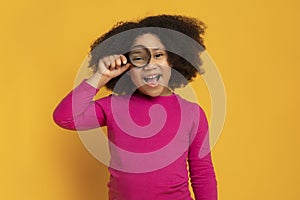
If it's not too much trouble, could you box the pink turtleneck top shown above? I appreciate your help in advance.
[53,80,218,200]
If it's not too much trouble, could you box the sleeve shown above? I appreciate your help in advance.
[188,106,218,200]
[52,80,108,130]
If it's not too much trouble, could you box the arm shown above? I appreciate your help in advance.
[188,106,218,200]
[53,79,105,130]
[53,55,131,130]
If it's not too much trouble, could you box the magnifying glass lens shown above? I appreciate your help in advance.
[128,47,151,68]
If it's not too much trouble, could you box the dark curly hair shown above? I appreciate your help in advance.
[88,14,207,94]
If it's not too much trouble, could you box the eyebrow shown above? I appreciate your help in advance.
[131,45,165,51]
[130,50,145,55]
[151,48,165,51]
[131,45,145,49]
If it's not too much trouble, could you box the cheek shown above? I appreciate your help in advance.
[164,66,172,78]
[165,68,172,84]
[129,71,141,85]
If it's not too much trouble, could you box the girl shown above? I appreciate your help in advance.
[53,15,218,200]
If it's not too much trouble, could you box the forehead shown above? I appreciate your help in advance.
[132,33,165,49]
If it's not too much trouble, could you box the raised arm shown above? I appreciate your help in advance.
[188,106,218,200]
[53,55,131,130]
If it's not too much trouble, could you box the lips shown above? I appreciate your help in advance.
[143,74,161,87]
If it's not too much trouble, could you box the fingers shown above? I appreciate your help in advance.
[97,55,131,79]
[107,63,131,79]
[119,63,131,73]
[120,55,127,65]
[101,55,126,71]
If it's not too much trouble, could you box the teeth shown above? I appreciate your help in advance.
[144,75,159,79]
[143,74,160,85]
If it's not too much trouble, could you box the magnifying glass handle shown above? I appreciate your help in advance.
[123,52,130,65]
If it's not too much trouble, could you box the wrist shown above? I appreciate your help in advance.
[86,72,110,89]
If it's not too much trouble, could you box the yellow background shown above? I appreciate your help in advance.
[1,0,299,199]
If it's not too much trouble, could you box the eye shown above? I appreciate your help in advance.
[132,57,144,61]
[154,52,165,58]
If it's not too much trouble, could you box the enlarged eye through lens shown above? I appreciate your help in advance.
[126,45,151,68]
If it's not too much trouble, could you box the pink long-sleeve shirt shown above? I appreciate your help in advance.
[53,80,217,200]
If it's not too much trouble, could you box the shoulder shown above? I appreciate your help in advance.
[94,94,132,108]
[175,94,206,115]
[175,94,208,130]
[95,94,112,103]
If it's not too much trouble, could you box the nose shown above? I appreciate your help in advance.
[143,56,157,70]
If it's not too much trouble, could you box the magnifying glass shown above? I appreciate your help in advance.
[125,45,151,68]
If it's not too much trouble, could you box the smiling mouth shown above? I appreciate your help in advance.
[143,74,161,87]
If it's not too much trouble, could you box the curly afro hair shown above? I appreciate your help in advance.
[88,14,207,94]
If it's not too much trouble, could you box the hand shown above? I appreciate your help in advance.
[97,54,131,80]
[86,54,131,89]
